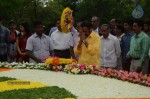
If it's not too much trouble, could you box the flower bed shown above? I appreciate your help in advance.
[0,61,150,87]
[45,57,77,71]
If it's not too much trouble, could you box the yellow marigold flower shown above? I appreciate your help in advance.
[45,58,76,66]
[59,58,65,64]
[61,7,74,33]
[45,58,53,66]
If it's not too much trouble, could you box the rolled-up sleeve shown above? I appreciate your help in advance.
[26,37,33,51]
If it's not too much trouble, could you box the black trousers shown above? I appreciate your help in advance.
[0,54,7,62]
[54,49,71,58]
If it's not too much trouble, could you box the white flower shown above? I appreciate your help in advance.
[22,64,26,68]
[71,68,80,74]
[57,66,62,70]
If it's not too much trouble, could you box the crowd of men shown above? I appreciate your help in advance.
[0,16,150,74]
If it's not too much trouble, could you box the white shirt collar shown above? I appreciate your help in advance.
[33,33,46,38]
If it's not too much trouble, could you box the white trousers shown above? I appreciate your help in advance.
[130,58,149,74]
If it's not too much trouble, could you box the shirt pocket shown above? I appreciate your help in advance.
[107,43,114,51]
[134,44,140,51]
[42,40,49,51]
[33,41,41,51]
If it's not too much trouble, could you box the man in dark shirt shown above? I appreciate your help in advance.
[0,17,10,62]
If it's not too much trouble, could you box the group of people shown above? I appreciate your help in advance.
[0,18,51,63]
[0,16,150,74]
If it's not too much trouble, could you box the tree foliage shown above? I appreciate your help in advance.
[0,0,150,28]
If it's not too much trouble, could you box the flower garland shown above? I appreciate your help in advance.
[64,64,97,74]
[0,62,47,70]
[45,57,77,71]
[0,62,150,87]
[61,7,74,33]
[64,64,150,86]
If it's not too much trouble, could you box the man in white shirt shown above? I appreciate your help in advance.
[50,20,73,58]
[114,24,125,70]
[100,24,121,68]
[49,26,57,37]
[91,16,100,35]
[26,21,53,63]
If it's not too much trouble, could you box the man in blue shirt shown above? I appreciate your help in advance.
[0,17,10,62]
[121,19,135,71]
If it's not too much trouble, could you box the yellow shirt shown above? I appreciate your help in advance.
[74,32,101,67]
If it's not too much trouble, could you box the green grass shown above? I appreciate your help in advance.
[0,86,76,99]
[0,77,16,82]
[0,77,77,99]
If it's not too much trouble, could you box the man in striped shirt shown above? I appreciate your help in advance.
[127,19,149,74]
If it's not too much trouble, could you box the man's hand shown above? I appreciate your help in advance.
[77,43,82,51]
[80,32,89,48]
[8,53,17,58]
[126,54,132,60]
[36,58,42,63]
[83,40,89,48]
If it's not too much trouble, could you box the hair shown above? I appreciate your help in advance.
[33,20,43,28]
[20,22,31,34]
[110,18,118,23]
[81,20,92,29]
[144,20,150,25]
[133,19,143,27]
[116,24,124,33]
[77,21,82,26]
[124,19,133,26]
[101,24,110,30]
[9,20,16,25]
[92,16,99,21]
[114,19,118,23]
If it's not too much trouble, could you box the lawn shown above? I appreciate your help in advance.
[0,77,76,99]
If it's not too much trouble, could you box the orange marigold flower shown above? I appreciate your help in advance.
[52,58,60,66]
[72,59,77,63]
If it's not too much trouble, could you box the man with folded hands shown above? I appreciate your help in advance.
[74,20,101,67]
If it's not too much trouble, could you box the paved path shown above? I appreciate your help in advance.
[0,69,150,98]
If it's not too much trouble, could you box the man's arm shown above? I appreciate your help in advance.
[5,29,10,55]
[115,38,121,58]
[70,46,76,59]
[139,36,149,66]
[85,37,100,56]
[25,37,41,63]
[50,50,54,57]
[26,50,41,62]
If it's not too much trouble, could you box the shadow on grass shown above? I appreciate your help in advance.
[0,77,16,82]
